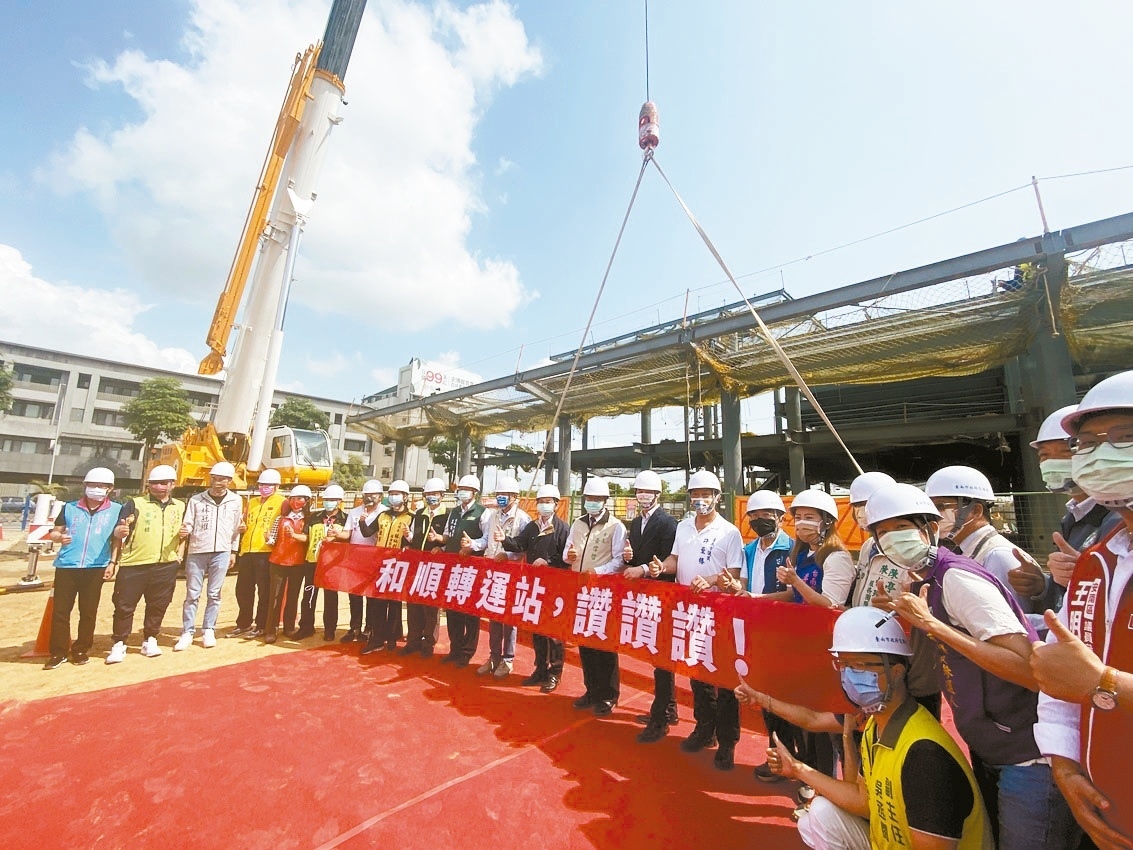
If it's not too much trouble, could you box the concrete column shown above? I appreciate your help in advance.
[392,442,406,481]
[639,408,653,470]
[720,390,743,517]
[544,429,555,484]
[458,433,472,477]
[785,387,807,493]
[474,439,486,481]
[557,415,571,497]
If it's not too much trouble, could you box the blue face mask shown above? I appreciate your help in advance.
[496,495,510,508]
[584,500,604,516]
[425,495,441,507]
[839,667,889,715]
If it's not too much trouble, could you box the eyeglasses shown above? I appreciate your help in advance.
[831,659,887,673]
[1068,427,1133,455]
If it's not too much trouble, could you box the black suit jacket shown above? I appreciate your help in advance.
[627,508,678,582]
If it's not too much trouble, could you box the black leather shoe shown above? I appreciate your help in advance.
[521,671,547,686]
[323,630,335,641]
[43,655,67,670]
[633,713,651,725]
[714,745,735,771]
[573,694,595,710]
[637,723,668,744]
[263,634,277,645]
[398,645,420,656]
[292,628,315,640]
[439,654,456,664]
[359,642,383,656]
[340,629,359,643]
[421,647,434,659]
[70,652,90,666]
[452,657,470,669]
[540,675,560,693]
[593,700,616,717]
[679,728,717,753]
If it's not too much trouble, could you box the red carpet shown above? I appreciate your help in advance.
[0,635,803,849]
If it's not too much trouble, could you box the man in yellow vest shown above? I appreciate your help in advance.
[229,468,285,639]
[105,465,187,663]
[766,607,992,850]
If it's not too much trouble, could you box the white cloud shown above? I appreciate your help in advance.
[494,156,515,176]
[42,0,543,332]
[0,244,198,373]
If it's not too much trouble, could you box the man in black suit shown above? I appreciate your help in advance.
[622,470,680,743]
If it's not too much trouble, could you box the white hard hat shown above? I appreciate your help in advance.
[1063,371,1133,433]
[423,477,447,493]
[147,464,177,482]
[687,469,721,492]
[790,489,838,521]
[457,474,481,491]
[924,466,995,502]
[864,482,941,529]
[536,484,561,500]
[289,485,312,498]
[583,477,610,498]
[830,607,912,657]
[84,466,115,485]
[389,479,410,494]
[849,471,896,505]
[633,470,663,492]
[495,475,520,494]
[1030,404,1078,448]
[258,468,282,485]
[361,479,384,495]
[210,461,236,479]
[322,484,345,500]
[746,491,786,513]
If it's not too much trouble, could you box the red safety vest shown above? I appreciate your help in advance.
[1065,526,1133,838]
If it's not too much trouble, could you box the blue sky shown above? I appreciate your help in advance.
[5,0,1133,454]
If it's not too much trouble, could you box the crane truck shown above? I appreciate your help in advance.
[151,0,367,491]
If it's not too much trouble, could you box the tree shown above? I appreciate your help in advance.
[0,364,12,415]
[270,397,330,431]
[122,377,195,461]
[504,442,535,476]
[333,454,369,491]
[429,436,458,483]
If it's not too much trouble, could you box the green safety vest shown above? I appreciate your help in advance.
[119,495,187,566]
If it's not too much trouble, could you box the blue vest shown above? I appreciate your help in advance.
[55,500,122,569]
[918,546,1040,766]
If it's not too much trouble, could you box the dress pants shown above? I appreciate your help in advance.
[111,561,178,642]
[51,568,105,657]
[265,563,303,636]
[298,561,318,633]
[365,598,402,648]
[691,679,740,747]
[579,647,619,704]
[445,610,480,661]
[531,633,564,677]
[405,603,439,650]
[648,667,678,724]
[233,551,271,631]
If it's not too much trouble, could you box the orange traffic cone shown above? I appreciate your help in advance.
[21,590,54,658]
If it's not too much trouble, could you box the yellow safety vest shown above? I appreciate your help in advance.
[372,510,413,549]
[240,492,285,554]
[119,495,186,566]
[861,701,991,850]
[305,510,347,562]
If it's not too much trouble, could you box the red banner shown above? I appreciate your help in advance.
[316,543,850,712]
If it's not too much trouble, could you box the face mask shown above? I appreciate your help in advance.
[258,485,277,498]
[364,494,380,506]
[839,667,889,715]
[457,489,473,504]
[496,495,511,508]
[852,505,868,530]
[1073,443,1133,507]
[289,498,307,512]
[584,500,605,516]
[636,493,657,510]
[425,495,441,507]
[1039,458,1075,493]
[323,500,339,511]
[691,499,714,516]
[388,495,404,508]
[85,486,109,502]
[752,517,778,537]
[537,502,556,517]
[793,518,823,543]
[936,508,957,539]
[879,528,931,569]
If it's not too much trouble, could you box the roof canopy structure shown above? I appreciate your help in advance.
[349,213,1133,447]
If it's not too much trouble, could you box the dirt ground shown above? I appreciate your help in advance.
[0,527,313,703]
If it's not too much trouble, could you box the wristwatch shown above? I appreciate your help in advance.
[1091,667,1119,711]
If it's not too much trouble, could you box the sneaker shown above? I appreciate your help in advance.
[70,652,90,666]
[493,659,513,678]
[202,629,217,648]
[340,629,360,643]
[797,785,816,805]
[521,671,547,686]
[43,655,68,670]
[227,626,253,638]
[636,723,668,744]
[679,727,717,753]
[242,627,264,640]
[141,637,162,657]
[105,641,127,664]
[753,761,785,783]
[174,632,193,652]
[476,659,497,676]
[713,744,735,771]
[540,675,560,693]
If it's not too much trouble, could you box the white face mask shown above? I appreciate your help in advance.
[852,505,868,530]
[1072,443,1133,508]
[1039,458,1075,493]
[85,486,109,502]
[457,489,474,504]
[636,492,657,510]
[537,502,556,517]
[879,528,932,570]
[388,494,405,508]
